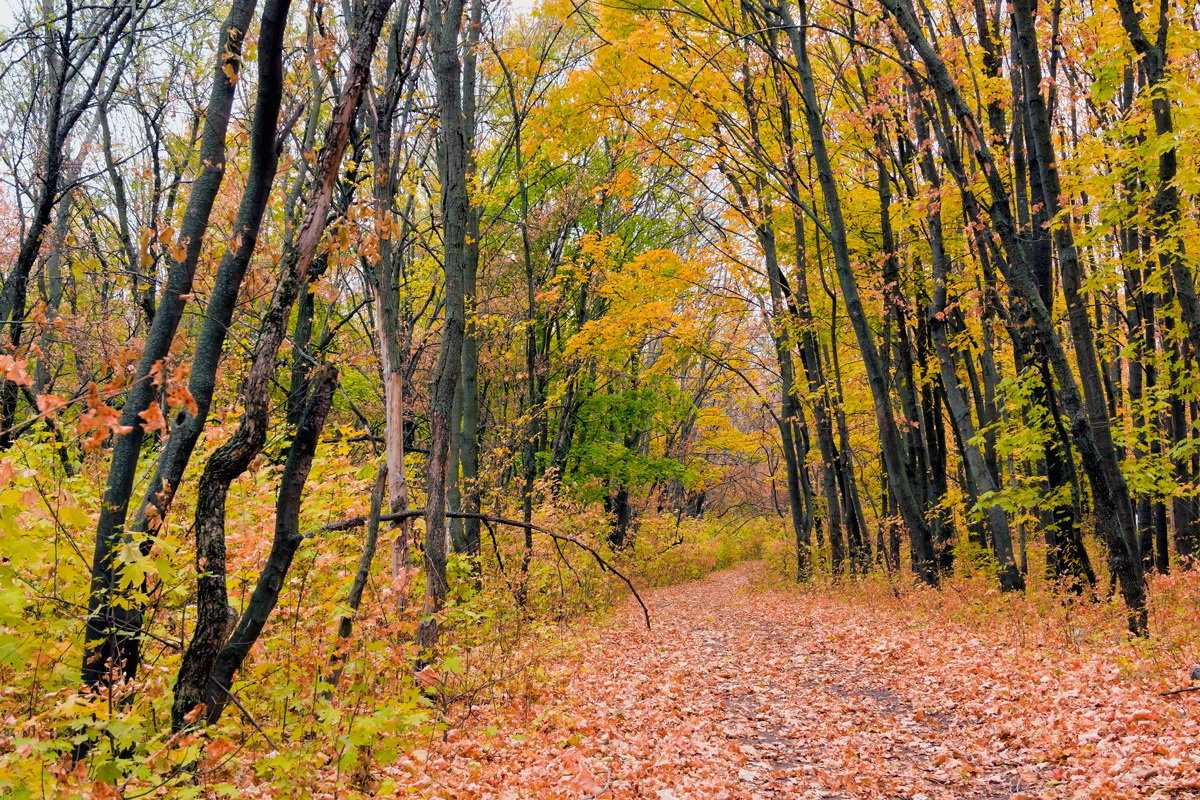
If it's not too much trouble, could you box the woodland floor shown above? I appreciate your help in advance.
[371,563,1200,799]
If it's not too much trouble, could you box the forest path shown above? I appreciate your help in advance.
[386,562,1198,799]
[537,562,1025,800]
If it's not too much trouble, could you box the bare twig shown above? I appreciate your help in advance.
[485,518,506,574]
[310,510,652,629]
[583,765,613,799]
[208,678,279,751]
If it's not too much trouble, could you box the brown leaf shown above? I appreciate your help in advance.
[138,402,167,433]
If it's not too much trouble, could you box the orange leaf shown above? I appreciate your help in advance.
[36,393,66,413]
[203,737,237,769]
[138,402,167,433]
[167,384,198,416]
[415,665,441,689]
[567,762,604,794]
[0,355,32,386]
[88,781,122,800]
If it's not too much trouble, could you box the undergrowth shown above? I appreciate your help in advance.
[618,513,773,588]
[15,429,1199,798]
[0,438,777,798]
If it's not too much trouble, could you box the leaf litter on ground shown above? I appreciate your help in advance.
[360,562,1200,799]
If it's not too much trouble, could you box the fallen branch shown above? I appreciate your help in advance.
[310,510,651,629]
[1160,686,1200,697]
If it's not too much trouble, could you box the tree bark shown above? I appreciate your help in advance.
[767,0,940,584]
[324,463,388,694]
[169,0,394,726]
[418,0,473,654]
[82,0,262,694]
[201,367,338,726]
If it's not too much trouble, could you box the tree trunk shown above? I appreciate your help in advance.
[199,368,338,726]
[82,0,262,695]
[324,464,388,694]
[418,0,473,654]
[914,102,1022,589]
[768,0,940,584]
[169,0,393,725]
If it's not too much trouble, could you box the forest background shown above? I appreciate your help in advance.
[1,0,1199,793]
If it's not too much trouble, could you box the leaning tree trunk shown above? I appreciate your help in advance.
[324,464,388,694]
[760,221,815,580]
[1112,0,1200,359]
[170,0,393,728]
[198,368,338,726]
[770,51,857,572]
[1011,0,1145,596]
[131,0,292,541]
[922,170,1023,591]
[82,0,261,695]
[1112,0,1200,568]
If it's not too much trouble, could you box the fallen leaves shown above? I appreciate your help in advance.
[561,747,607,794]
[360,563,1200,799]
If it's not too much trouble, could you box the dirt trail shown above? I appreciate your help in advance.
[388,562,1200,799]
[554,563,1024,799]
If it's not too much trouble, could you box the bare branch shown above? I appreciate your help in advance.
[311,510,652,630]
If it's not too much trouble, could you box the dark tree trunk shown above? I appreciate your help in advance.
[1012,0,1142,592]
[1174,358,1200,561]
[914,106,1023,590]
[200,368,338,726]
[132,0,292,538]
[882,0,1147,631]
[767,0,940,584]
[0,1,139,448]
[169,0,393,726]
[418,0,473,654]
[325,464,388,694]
[82,0,262,695]
[1112,0,1200,357]
[451,0,483,561]
[759,220,813,579]
[459,0,485,563]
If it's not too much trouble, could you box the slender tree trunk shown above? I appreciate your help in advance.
[925,196,1023,590]
[882,0,1147,631]
[768,0,940,584]
[758,220,813,579]
[365,0,423,603]
[200,368,338,726]
[325,464,388,694]
[1112,0,1200,357]
[170,0,393,725]
[1012,0,1145,583]
[908,97,1022,589]
[82,0,262,694]
[0,1,138,448]
[418,0,473,654]
[457,0,484,564]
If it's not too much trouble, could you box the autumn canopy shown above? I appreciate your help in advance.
[1,0,1200,794]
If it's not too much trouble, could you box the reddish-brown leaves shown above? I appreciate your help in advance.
[292,563,1200,798]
